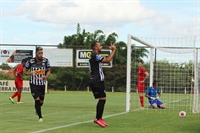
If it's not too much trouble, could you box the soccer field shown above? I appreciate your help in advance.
[0,91,199,133]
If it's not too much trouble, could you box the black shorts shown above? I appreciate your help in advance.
[30,84,45,101]
[89,82,106,99]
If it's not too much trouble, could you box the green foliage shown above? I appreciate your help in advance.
[0,63,11,70]
[153,60,194,93]
[130,59,194,93]
[0,72,12,80]
[58,23,118,48]
[131,46,149,62]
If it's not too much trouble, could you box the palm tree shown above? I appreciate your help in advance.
[104,32,118,46]
[131,45,149,62]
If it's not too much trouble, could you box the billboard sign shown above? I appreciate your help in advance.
[76,50,112,67]
[0,50,33,63]
[43,49,73,67]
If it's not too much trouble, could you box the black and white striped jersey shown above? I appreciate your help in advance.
[25,57,50,85]
[89,52,104,83]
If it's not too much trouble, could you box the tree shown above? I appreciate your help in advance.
[88,30,105,45]
[58,23,118,47]
[54,23,150,91]
[104,32,118,46]
[0,63,11,70]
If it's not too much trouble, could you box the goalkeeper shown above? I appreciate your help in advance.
[145,81,165,109]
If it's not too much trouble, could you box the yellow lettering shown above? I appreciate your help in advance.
[34,69,44,75]
[86,52,91,58]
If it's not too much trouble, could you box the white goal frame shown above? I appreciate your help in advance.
[126,34,199,113]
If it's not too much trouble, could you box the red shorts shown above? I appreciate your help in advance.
[15,81,23,89]
[137,82,145,93]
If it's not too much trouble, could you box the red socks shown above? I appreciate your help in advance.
[17,92,21,102]
[11,92,18,99]
[11,91,21,102]
[140,96,144,107]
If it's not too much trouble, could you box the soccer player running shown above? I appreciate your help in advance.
[24,47,51,122]
[145,81,165,109]
[9,59,26,104]
[137,61,149,109]
[89,41,116,127]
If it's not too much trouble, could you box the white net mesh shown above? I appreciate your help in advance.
[128,35,199,113]
[135,36,196,54]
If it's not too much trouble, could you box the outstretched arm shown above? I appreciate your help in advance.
[101,44,116,63]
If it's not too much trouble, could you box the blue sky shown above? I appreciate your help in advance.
[0,0,199,47]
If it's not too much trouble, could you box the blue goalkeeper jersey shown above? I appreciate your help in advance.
[146,86,160,101]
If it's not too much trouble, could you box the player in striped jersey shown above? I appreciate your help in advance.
[89,41,116,127]
[24,46,51,122]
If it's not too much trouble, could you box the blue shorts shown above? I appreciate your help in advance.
[149,100,163,108]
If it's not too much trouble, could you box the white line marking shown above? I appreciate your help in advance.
[0,101,32,106]
[30,111,129,133]
[165,97,190,104]
[30,97,191,133]
[0,103,12,105]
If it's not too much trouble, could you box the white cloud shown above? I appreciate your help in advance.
[6,0,157,27]
[1,0,199,45]
[159,17,199,37]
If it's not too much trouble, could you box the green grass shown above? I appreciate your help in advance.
[0,91,199,133]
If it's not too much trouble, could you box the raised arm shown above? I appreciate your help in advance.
[101,44,116,63]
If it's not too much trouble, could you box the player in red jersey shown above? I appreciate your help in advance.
[137,61,149,109]
[9,59,26,104]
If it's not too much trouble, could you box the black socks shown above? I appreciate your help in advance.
[96,100,106,120]
[35,100,42,118]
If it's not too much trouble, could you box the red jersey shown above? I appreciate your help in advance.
[14,64,23,82]
[138,67,147,82]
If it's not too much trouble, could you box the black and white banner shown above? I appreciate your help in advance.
[0,50,33,63]
[76,50,112,68]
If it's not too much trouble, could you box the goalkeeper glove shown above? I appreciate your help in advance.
[150,97,156,100]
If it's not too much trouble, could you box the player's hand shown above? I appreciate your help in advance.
[109,43,116,51]
[156,96,159,99]
[30,71,35,76]
[140,80,144,83]
[42,76,48,80]
[150,97,156,100]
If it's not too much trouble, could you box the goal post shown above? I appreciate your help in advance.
[126,34,155,112]
[193,48,199,113]
[126,34,131,112]
[126,34,199,113]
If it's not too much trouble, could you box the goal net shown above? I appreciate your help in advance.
[126,34,200,113]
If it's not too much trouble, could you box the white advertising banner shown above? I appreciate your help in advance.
[43,49,73,67]
[0,80,48,93]
[0,80,31,92]
[0,50,33,63]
